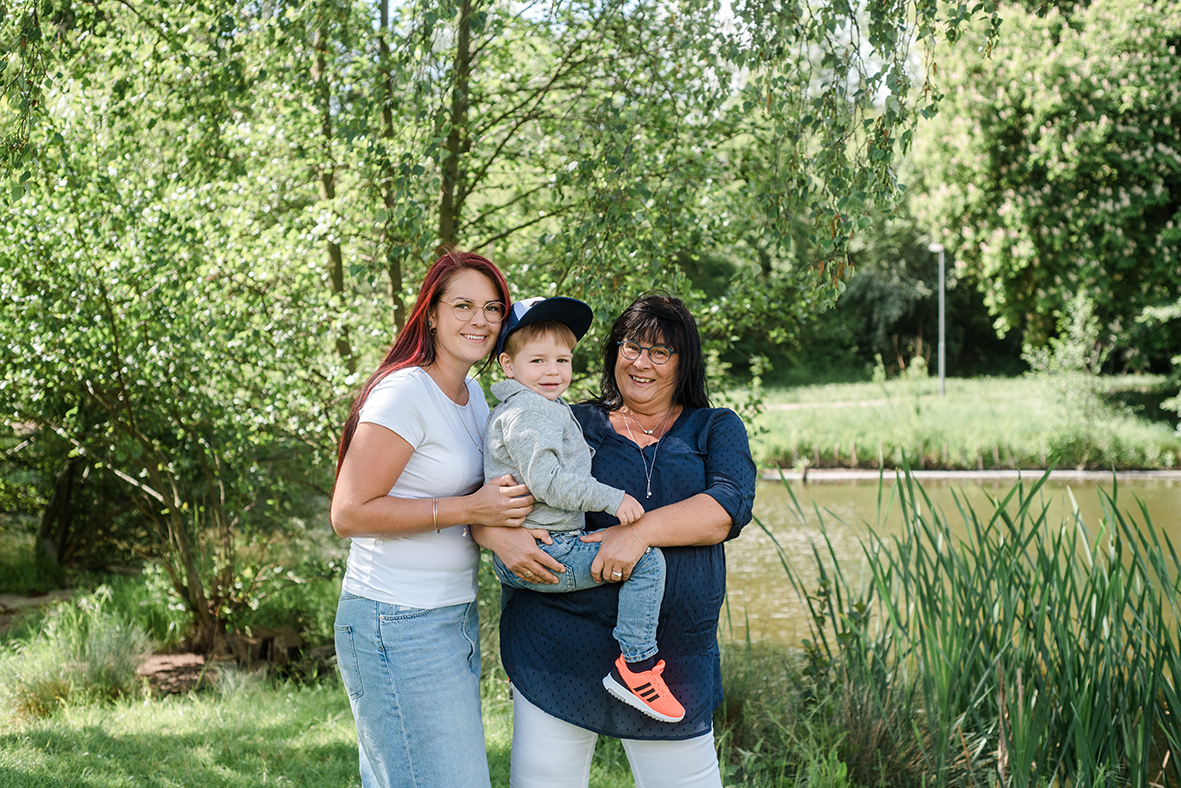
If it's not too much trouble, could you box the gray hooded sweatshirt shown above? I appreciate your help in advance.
[484,379,625,532]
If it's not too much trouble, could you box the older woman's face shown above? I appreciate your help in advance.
[614,335,679,412]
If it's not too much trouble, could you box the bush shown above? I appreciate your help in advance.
[0,586,153,720]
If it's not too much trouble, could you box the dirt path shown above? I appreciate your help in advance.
[0,589,218,695]
[0,589,73,634]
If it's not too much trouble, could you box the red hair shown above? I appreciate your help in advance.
[335,249,511,478]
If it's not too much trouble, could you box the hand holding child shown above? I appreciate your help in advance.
[527,528,554,544]
[615,493,644,526]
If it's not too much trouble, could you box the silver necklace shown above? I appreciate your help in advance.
[453,395,484,456]
[622,406,670,436]
[620,406,673,499]
[452,391,482,538]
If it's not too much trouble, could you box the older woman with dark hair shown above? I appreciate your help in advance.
[475,292,757,788]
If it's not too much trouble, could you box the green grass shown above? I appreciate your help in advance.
[0,671,648,788]
[0,530,65,596]
[749,374,1181,471]
[0,678,360,788]
[0,586,153,720]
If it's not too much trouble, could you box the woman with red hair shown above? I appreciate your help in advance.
[331,249,555,788]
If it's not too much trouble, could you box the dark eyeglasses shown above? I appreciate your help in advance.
[617,341,676,365]
[442,299,507,324]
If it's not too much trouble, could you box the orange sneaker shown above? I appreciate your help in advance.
[602,654,685,722]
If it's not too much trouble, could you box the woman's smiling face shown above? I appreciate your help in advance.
[429,268,502,370]
[614,335,680,413]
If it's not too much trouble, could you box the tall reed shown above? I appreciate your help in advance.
[759,470,1181,787]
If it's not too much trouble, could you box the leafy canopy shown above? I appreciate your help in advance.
[912,0,1181,366]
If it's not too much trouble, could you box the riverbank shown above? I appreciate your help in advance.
[748,374,1181,472]
[760,467,1181,482]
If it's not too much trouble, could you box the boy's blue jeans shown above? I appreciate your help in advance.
[493,530,666,662]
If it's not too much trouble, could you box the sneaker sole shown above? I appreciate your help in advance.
[602,673,685,723]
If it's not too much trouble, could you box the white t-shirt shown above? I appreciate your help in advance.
[340,366,490,608]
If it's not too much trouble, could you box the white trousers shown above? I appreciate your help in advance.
[509,690,723,788]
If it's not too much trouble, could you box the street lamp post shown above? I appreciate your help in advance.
[929,242,946,398]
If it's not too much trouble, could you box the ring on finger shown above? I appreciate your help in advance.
[612,570,622,578]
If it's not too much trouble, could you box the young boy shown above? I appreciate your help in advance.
[484,296,685,723]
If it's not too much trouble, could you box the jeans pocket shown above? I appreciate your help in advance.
[379,603,431,622]
[333,624,364,700]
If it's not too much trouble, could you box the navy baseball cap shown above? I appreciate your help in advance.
[495,296,594,356]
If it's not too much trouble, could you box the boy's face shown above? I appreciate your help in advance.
[499,332,574,402]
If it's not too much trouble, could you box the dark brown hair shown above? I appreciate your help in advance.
[594,292,710,410]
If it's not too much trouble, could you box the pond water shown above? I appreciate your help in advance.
[723,474,1181,646]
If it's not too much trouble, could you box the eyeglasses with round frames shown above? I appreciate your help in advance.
[617,340,676,365]
[443,299,507,324]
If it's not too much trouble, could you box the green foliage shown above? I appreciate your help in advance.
[713,641,801,786]
[0,586,152,720]
[763,471,1181,787]
[1023,292,1117,462]
[1138,300,1181,429]
[0,0,1004,644]
[233,572,343,650]
[912,0,1181,367]
[0,531,64,595]
[0,0,355,639]
[771,205,1026,385]
[109,566,204,653]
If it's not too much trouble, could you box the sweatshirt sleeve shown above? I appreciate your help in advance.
[499,411,625,515]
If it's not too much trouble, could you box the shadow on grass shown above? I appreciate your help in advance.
[1106,384,1181,429]
[0,687,361,788]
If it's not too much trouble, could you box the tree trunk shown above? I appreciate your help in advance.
[378,0,406,331]
[36,456,79,567]
[312,20,355,371]
[438,0,475,247]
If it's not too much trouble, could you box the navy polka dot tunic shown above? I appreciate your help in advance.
[499,404,757,740]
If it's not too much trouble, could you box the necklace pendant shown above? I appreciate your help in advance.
[646,490,652,499]
[642,428,654,435]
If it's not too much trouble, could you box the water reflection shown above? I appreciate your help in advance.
[723,476,1181,646]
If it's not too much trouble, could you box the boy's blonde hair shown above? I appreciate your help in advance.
[501,321,578,359]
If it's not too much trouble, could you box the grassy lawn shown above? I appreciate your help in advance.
[0,680,360,788]
[747,374,1181,471]
[0,674,653,788]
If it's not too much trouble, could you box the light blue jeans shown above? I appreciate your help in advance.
[333,591,490,788]
[493,531,666,662]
